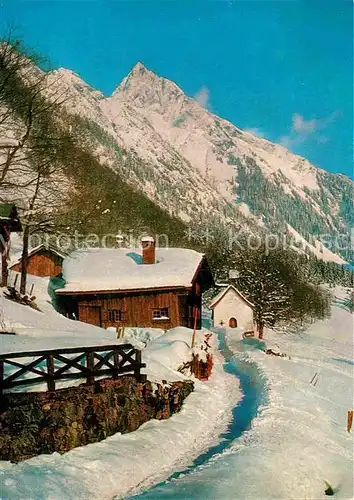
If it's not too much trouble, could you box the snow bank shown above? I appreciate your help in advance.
[1,271,116,342]
[118,327,165,348]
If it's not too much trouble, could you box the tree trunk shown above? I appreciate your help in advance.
[20,225,29,295]
[257,321,264,339]
[0,223,10,287]
[1,247,7,288]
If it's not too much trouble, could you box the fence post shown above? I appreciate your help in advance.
[134,349,142,381]
[347,410,353,433]
[113,348,119,379]
[86,351,95,384]
[47,355,55,391]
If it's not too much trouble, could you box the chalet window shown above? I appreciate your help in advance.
[152,307,169,320]
[107,309,123,322]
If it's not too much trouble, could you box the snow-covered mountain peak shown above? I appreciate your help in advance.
[31,61,352,263]
[51,67,85,85]
[48,68,105,100]
[130,61,150,75]
[111,61,186,111]
[104,64,323,193]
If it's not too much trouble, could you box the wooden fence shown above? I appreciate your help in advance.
[0,344,146,396]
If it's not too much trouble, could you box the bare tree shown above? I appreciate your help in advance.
[0,33,68,189]
[231,242,330,338]
[0,33,72,292]
[18,161,71,294]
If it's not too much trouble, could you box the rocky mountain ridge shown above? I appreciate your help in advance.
[25,62,354,262]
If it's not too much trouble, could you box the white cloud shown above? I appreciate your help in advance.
[316,135,329,144]
[279,135,292,148]
[280,112,338,148]
[245,127,264,138]
[292,113,318,134]
[194,86,210,109]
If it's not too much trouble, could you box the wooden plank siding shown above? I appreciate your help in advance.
[11,250,63,277]
[76,290,186,329]
[78,305,102,326]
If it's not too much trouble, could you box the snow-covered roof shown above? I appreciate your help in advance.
[209,285,254,309]
[56,247,205,294]
[10,244,67,267]
[141,236,155,243]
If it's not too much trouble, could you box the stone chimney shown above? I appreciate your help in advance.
[115,234,124,248]
[141,236,155,265]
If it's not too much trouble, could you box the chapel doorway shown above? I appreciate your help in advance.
[229,317,237,328]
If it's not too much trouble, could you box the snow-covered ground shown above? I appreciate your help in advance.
[137,287,353,499]
[219,296,353,500]
[0,330,239,499]
[0,273,240,499]
[0,265,352,499]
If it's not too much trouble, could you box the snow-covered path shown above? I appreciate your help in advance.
[0,280,352,500]
[131,331,267,499]
[133,289,354,499]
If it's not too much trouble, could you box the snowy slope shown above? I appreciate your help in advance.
[139,288,353,500]
[221,300,354,500]
[286,224,347,265]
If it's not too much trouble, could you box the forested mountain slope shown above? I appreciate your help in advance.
[44,62,352,261]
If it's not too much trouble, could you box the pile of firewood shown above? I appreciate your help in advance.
[3,286,41,312]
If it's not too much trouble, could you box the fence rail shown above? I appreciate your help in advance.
[0,344,146,395]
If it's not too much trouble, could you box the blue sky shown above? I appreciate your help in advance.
[0,1,352,178]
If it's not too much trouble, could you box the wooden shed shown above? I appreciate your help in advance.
[10,244,66,278]
[56,238,214,330]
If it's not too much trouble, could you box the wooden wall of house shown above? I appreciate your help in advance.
[179,281,202,329]
[64,258,210,331]
[11,251,63,277]
[76,290,188,329]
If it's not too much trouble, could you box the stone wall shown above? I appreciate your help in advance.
[0,375,194,462]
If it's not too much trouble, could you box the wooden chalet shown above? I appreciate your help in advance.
[10,244,66,278]
[56,237,214,330]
